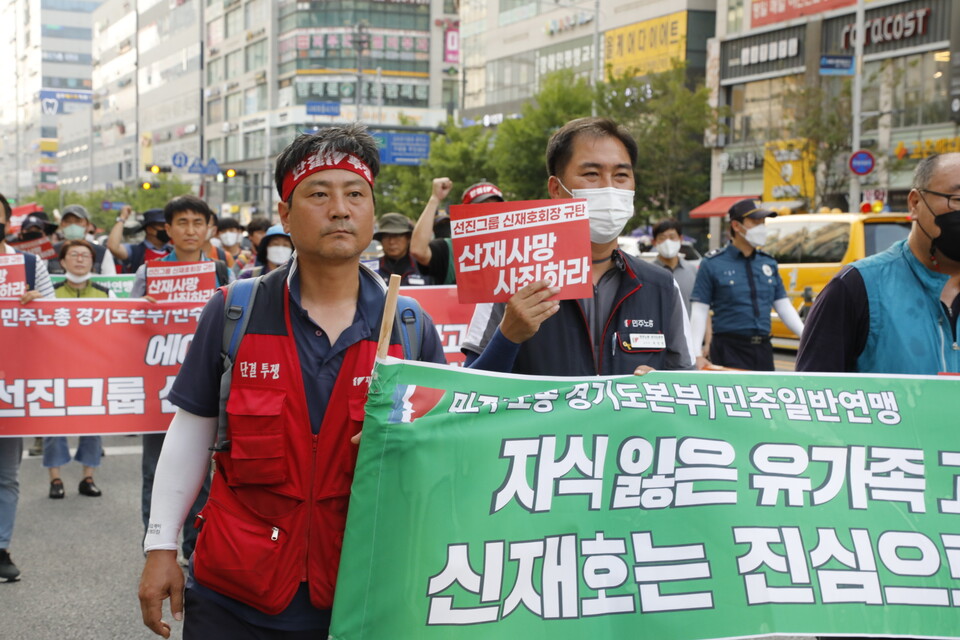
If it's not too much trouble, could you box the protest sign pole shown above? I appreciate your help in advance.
[376,274,402,359]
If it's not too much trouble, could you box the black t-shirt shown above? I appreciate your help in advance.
[418,238,453,284]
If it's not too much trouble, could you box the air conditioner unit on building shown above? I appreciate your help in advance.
[221,122,232,133]
[255,71,266,83]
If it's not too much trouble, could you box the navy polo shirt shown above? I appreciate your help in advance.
[691,244,786,335]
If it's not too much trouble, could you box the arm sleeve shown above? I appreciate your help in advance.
[795,266,869,373]
[465,328,522,372]
[773,297,804,338]
[689,302,710,353]
[131,264,147,298]
[143,409,217,552]
[99,250,117,275]
[663,280,695,370]
[33,258,55,299]
[690,260,713,305]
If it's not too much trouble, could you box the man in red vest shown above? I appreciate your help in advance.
[137,124,446,638]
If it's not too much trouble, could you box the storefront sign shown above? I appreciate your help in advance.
[819,54,854,76]
[605,11,687,78]
[444,27,459,64]
[537,36,594,78]
[840,8,931,50]
[719,150,763,173]
[751,0,854,28]
[763,139,816,203]
[894,136,960,160]
[545,11,594,36]
[740,37,799,67]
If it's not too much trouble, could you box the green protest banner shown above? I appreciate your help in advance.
[330,360,960,639]
[50,274,136,298]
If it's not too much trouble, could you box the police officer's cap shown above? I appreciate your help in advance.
[728,199,777,222]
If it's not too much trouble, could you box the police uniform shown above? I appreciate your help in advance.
[691,201,786,370]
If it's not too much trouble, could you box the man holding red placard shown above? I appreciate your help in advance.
[462,117,693,375]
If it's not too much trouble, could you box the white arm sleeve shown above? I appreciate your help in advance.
[143,409,217,553]
[673,279,697,365]
[689,302,710,354]
[774,297,805,339]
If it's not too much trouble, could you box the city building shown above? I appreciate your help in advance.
[698,0,959,241]
[459,0,717,127]
[0,0,102,201]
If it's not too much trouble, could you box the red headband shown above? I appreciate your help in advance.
[280,150,374,201]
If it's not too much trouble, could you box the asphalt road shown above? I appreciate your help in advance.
[0,435,184,640]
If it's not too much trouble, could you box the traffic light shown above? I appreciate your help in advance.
[141,181,158,190]
[145,164,172,174]
[224,168,248,179]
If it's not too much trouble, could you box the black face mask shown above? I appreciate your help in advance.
[20,230,44,241]
[932,210,960,262]
[155,229,170,244]
[0,222,5,239]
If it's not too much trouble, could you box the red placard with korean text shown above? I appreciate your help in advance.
[449,199,592,304]
[145,261,217,302]
[0,299,203,436]
[9,236,57,260]
[0,254,27,299]
[400,285,475,366]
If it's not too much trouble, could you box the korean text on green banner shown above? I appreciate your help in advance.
[330,360,960,640]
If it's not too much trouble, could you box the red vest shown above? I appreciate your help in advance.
[193,284,402,614]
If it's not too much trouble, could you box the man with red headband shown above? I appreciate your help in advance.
[410,178,504,284]
[137,124,446,639]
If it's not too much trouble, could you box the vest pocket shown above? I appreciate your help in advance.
[226,387,287,485]
[194,496,301,615]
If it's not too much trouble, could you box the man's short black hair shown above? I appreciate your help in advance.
[652,219,682,239]
[274,123,380,202]
[217,216,243,232]
[546,117,638,179]
[163,194,213,225]
[0,192,10,224]
[246,216,271,234]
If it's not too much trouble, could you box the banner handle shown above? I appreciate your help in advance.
[376,274,402,360]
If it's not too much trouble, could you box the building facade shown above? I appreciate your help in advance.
[459,0,717,126]
[704,0,959,228]
[0,0,102,201]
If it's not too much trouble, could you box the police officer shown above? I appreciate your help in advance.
[689,198,804,370]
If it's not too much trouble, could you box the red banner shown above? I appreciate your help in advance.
[9,236,56,260]
[0,299,202,436]
[145,261,216,302]
[751,0,854,27]
[0,286,475,436]
[0,254,27,299]
[449,199,592,304]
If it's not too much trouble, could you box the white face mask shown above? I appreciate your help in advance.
[558,179,635,244]
[220,231,240,247]
[656,239,681,259]
[62,224,86,241]
[65,271,92,284]
[266,245,293,265]
[743,223,769,248]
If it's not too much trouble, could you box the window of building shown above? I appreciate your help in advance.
[861,50,950,131]
[207,137,223,163]
[245,40,267,72]
[208,17,224,49]
[207,98,222,123]
[727,0,744,34]
[226,50,244,79]
[207,57,224,85]
[225,7,243,38]
[727,75,800,145]
[244,85,266,114]
[225,92,243,120]
[225,135,241,162]
[41,24,92,39]
[244,129,265,158]
[245,0,267,30]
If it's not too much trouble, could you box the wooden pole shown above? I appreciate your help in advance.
[376,274,402,359]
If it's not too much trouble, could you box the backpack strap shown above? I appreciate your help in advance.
[212,276,262,452]
[394,295,424,360]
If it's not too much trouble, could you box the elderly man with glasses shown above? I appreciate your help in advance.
[797,152,960,374]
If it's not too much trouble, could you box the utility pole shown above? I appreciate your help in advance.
[848,0,865,210]
[354,21,369,122]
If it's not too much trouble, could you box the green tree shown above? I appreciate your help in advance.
[599,62,716,226]
[375,118,499,218]
[490,70,592,201]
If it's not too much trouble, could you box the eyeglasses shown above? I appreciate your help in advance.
[65,252,92,261]
[919,189,960,212]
